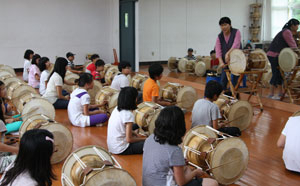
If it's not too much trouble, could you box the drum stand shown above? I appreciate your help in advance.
[225,70,265,111]
[279,67,300,103]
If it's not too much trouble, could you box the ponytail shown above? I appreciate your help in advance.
[282,18,300,30]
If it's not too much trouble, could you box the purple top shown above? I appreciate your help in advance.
[216,29,241,59]
[267,29,297,57]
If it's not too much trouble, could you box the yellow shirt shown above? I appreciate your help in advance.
[143,78,159,102]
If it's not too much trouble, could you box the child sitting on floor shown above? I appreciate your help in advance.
[143,63,172,106]
[91,59,106,84]
[107,87,146,155]
[143,106,218,186]
[38,57,51,96]
[191,80,241,136]
[28,54,41,88]
[86,54,100,74]
[111,62,131,91]
[68,73,108,127]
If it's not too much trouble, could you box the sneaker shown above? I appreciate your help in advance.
[267,94,274,99]
[272,95,281,100]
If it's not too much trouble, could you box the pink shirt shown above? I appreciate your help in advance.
[28,64,40,88]
[215,30,241,59]
[267,29,297,57]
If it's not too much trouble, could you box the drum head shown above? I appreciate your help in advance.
[279,48,297,72]
[292,110,300,117]
[195,55,202,62]
[248,49,268,70]
[0,71,13,80]
[228,101,253,131]
[176,86,197,111]
[229,49,246,76]
[62,145,114,186]
[105,66,119,85]
[65,73,79,83]
[160,82,179,102]
[20,114,52,136]
[210,137,248,185]
[22,98,55,121]
[178,58,188,73]
[108,92,119,114]
[213,95,229,109]
[195,62,206,76]
[15,92,41,112]
[88,80,103,105]
[168,57,178,72]
[186,60,196,72]
[49,63,54,73]
[0,65,16,76]
[202,56,212,70]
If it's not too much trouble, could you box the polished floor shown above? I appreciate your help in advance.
[14,69,300,185]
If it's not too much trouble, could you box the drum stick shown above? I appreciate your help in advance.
[205,158,241,171]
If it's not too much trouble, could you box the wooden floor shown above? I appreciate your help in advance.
[17,67,300,186]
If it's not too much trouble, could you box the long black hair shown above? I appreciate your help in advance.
[117,87,138,111]
[0,129,56,186]
[154,106,186,145]
[47,57,68,81]
[24,49,34,60]
[39,57,50,72]
[31,54,41,65]
[282,18,300,30]
[76,73,93,87]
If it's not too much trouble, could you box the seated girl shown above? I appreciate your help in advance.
[107,87,146,155]
[38,57,51,96]
[0,129,56,186]
[68,73,109,127]
[28,54,41,88]
[42,57,74,109]
[143,106,218,186]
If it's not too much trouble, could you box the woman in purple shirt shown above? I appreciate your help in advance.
[215,17,241,90]
[267,19,299,100]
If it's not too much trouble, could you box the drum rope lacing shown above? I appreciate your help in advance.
[61,146,122,186]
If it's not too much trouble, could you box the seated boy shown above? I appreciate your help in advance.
[277,116,300,173]
[111,62,131,91]
[143,64,172,106]
[191,80,241,136]
[210,50,219,70]
[86,54,100,74]
[66,52,82,74]
[91,59,106,84]
[184,48,196,60]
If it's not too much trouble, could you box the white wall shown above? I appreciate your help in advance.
[139,0,255,62]
[0,0,119,68]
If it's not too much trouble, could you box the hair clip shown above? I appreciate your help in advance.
[45,136,54,143]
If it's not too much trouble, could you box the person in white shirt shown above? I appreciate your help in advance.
[107,87,146,155]
[110,62,131,91]
[42,57,74,109]
[23,49,34,82]
[68,73,108,127]
[0,129,56,186]
[277,116,300,173]
[38,57,51,95]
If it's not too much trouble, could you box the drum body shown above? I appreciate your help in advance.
[15,92,41,112]
[95,87,119,114]
[130,74,148,91]
[105,66,119,85]
[186,60,196,72]
[279,47,299,72]
[247,49,268,70]
[21,98,55,121]
[183,125,249,185]
[168,57,178,72]
[134,102,162,134]
[0,65,16,76]
[2,77,22,89]
[178,58,188,72]
[214,95,253,131]
[160,82,197,111]
[62,145,136,186]
[195,62,206,77]
[20,114,73,164]
[7,81,37,100]
[229,49,247,76]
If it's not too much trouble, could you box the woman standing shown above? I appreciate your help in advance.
[267,18,299,100]
[215,17,241,90]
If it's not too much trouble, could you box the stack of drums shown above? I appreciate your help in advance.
[130,74,148,91]
[213,95,253,131]
[19,114,73,164]
[183,125,249,185]
[6,81,37,101]
[95,87,119,114]
[0,65,16,77]
[178,58,206,76]
[159,82,197,111]
[134,102,163,134]
[278,47,300,72]
[61,145,136,186]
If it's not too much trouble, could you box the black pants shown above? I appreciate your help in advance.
[219,127,241,137]
[268,56,283,87]
[184,178,203,186]
[120,141,145,155]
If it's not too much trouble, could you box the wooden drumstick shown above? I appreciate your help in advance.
[205,158,242,171]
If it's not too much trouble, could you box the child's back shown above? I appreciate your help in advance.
[143,78,159,102]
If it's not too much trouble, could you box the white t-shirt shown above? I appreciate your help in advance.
[39,70,50,95]
[107,107,134,154]
[42,72,63,104]
[68,88,90,127]
[281,116,300,172]
[23,59,31,81]
[110,73,129,91]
